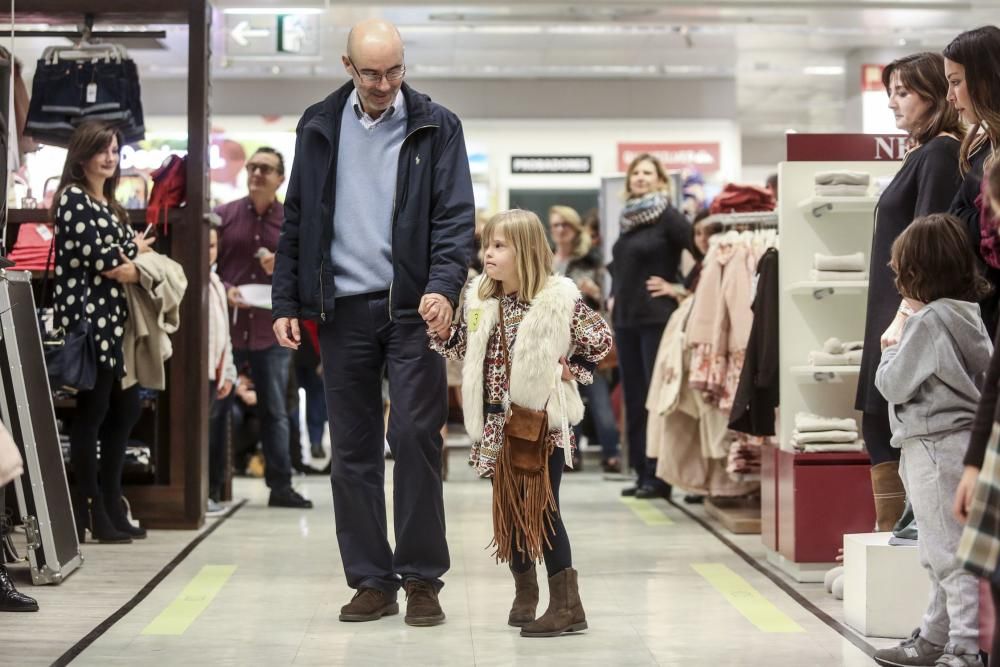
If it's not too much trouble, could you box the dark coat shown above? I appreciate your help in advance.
[856,136,961,414]
[271,82,475,323]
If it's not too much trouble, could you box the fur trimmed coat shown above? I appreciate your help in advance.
[431,274,613,476]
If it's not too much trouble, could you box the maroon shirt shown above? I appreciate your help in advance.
[214,196,283,351]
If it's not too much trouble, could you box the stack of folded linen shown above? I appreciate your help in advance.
[814,171,871,197]
[807,337,863,366]
[810,252,867,282]
[791,412,864,452]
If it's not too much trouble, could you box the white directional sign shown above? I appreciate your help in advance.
[224,12,321,58]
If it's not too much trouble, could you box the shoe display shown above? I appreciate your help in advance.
[873,628,944,666]
[268,488,314,509]
[338,588,399,622]
[403,578,446,627]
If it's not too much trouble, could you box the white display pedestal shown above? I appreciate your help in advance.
[844,532,929,639]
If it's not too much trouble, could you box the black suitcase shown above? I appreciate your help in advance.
[0,270,82,584]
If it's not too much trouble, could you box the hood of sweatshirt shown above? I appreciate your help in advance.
[923,299,994,383]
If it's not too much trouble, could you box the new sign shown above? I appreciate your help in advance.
[510,156,592,174]
[786,134,907,161]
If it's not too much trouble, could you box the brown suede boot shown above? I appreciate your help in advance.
[520,568,587,638]
[871,461,906,532]
[339,588,398,622]
[508,565,539,627]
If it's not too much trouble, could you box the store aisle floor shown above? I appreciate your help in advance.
[30,450,884,666]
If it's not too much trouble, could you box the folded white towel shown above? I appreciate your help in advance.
[815,184,871,197]
[810,270,868,282]
[815,252,866,272]
[808,350,863,366]
[795,413,858,433]
[794,441,865,453]
[792,429,860,444]
[824,338,863,354]
[814,171,871,186]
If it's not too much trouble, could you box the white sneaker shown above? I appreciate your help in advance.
[206,499,227,516]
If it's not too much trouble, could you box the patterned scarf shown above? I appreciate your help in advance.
[620,192,669,234]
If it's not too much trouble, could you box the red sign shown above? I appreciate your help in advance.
[617,142,721,173]
[787,133,907,162]
[861,64,886,93]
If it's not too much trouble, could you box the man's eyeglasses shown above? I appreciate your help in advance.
[348,58,406,85]
[246,162,278,176]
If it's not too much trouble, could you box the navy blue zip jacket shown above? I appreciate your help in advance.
[272,81,475,323]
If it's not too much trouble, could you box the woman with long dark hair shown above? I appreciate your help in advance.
[610,154,691,498]
[854,52,965,536]
[50,121,154,543]
[945,26,1000,334]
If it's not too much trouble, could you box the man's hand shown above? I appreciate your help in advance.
[420,293,454,339]
[259,251,276,276]
[217,379,234,400]
[953,465,981,524]
[228,286,250,310]
[103,250,140,284]
[273,317,301,350]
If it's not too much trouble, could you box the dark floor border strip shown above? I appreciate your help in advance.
[665,497,876,659]
[51,499,248,667]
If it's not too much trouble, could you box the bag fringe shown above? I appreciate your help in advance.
[490,441,558,564]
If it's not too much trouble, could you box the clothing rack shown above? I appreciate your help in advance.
[703,211,779,228]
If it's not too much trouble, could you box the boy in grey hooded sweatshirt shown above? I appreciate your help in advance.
[874,214,993,667]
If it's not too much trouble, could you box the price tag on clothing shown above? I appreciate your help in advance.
[36,224,52,242]
[86,83,97,104]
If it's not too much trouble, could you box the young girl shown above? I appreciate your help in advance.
[431,209,612,638]
[874,213,993,667]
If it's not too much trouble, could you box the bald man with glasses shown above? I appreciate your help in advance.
[272,20,475,627]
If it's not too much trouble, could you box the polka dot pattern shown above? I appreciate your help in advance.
[52,186,139,373]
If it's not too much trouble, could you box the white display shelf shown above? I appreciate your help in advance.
[786,281,868,298]
[790,365,861,382]
[797,196,878,220]
[703,210,779,228]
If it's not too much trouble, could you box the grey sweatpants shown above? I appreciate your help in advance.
[899,431,980,653]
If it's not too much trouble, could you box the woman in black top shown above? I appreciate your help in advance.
[51,122,154,543]
[610,154,692,498]
[855,53,965,531]
[946,26,1000,663]
[945,27,1000,336]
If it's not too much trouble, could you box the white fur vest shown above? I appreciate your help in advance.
[461,274,586,447]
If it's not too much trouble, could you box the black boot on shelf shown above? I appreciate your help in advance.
[88,496,132,544]
[0,564,38,612]
[105,495,147,540]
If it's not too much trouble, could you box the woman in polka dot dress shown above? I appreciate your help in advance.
[49,122,155,544]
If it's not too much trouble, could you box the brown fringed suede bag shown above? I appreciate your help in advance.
[491,303,558,564]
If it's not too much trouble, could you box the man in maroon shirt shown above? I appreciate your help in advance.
[215,147,312,509]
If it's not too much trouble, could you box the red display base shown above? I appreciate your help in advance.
[761,445,876,563]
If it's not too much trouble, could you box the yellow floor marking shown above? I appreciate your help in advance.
[692,563,805,633]
[141,565,237,636]
[619,496,674,525]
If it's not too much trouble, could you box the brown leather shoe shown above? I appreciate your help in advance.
[339,588,399,622]
[520,568,588,637]
[508,565,539,627]
[403,579,446,627]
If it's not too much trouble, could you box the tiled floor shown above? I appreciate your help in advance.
[1,449,888,666]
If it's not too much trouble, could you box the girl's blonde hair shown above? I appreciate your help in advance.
[479,209,553,302]
[549,204,592,259]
